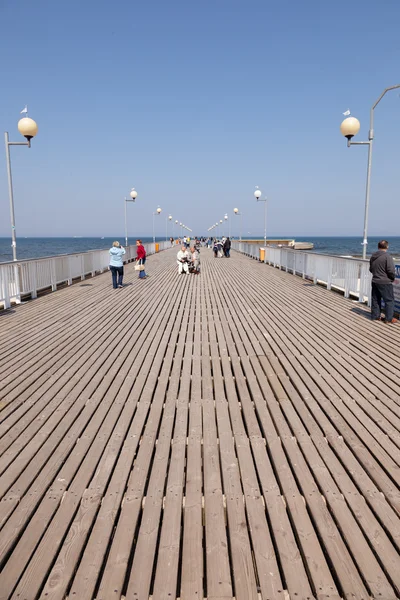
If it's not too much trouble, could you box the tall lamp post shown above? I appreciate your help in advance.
[166,214,172,241]
[340,84,400,260]
[233,208,242,241]
[152,207,162,243]
[5,114,39,261]
[174,219,178,239]
[254,187,267,247]
[224,213,229,237]
[124,188,138,247]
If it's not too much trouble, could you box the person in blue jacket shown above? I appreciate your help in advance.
[109,241,126,288]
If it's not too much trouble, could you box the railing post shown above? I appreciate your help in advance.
[68,257,73,285]
[327,258,333,290]
[2,267,11,309]
[313,256,318,285]
[344,262,351,298]
[14,263,21,304]
[51,259,57,291]
[31,262,38,299]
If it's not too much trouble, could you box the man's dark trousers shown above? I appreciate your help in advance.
[371,282,394,321]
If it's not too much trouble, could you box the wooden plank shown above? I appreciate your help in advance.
[202,396,233,599]
[179,282,204,599]
[153,281,200,600]
[180,394,203,599]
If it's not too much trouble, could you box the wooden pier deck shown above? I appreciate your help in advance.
[0,247,399,600]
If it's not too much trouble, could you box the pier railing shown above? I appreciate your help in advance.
[232,241,372,304]
[0,240,171,309]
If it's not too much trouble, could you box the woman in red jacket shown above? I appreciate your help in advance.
[136,239,147,279]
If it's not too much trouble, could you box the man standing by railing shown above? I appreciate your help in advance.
[370,240,397,324]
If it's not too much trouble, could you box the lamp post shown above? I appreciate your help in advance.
[233,208,242,241]
[166,215,172,241]
[254,187,267,247]
[152,207,162,243]
[5,114,39,261]
[174,219,178,239]
[124,188,138,247]
[340,84,400,260]
[224,213,229,237]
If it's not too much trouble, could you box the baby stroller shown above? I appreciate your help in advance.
[188,260,197,274]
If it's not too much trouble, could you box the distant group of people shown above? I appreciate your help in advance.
[212,237,231,258]
[108,239,147,288]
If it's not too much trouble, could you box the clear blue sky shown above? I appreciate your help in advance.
[1,0,399,239]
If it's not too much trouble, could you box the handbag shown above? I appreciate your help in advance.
[135,264,145,271]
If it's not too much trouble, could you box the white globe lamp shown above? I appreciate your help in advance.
[340,116,361,140]
[18,117,38,143]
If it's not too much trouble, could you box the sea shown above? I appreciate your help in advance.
[1,236,400,263]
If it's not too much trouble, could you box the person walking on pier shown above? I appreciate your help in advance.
[136,239,147,279]
[223,236,231,258]
[370,240,397,324]
[109,241,126,288]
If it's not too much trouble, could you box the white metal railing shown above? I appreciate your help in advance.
[0,240,172,309]
[232,241,373,304]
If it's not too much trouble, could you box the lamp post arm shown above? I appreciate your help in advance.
[370,84,400,137]
[7,142,30,147]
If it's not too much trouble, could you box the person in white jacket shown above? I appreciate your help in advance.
[177,246,190,274]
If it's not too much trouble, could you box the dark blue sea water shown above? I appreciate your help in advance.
[1,236,400,263]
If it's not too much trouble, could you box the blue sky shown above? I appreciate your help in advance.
[0,0,399,239]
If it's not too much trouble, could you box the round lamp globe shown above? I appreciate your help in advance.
[340,117,361,139]
[18,117,38,140]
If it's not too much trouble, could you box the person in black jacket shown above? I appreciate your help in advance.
[369,240,397,323]
[223,237,231,258]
